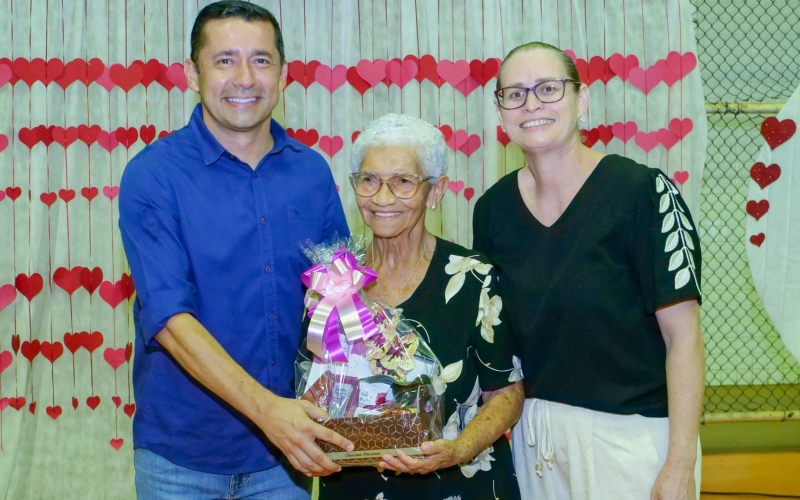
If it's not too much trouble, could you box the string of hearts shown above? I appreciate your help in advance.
[746,116,796,246]
[2,270,134,309]
[0,118,695,159]
[2,185,120,205]
[0,51,697,95]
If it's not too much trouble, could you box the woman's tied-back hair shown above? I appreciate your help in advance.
[350,114,449,179]
[190,0,285,69]
[496,41,581,91]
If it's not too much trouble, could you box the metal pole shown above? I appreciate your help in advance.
[703,410,800,424]
[705,102,785,115]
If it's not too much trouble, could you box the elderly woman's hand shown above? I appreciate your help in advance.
[377,439,468,474]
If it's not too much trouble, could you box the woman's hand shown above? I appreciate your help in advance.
[377,439,467,474]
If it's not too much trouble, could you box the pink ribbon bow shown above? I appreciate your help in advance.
[301,249,379,362]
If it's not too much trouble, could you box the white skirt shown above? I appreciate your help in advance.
[512,398,702,500]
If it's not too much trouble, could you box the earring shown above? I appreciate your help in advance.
[501,126,506,133]
[578,115,586,123]
[430,204,436,210]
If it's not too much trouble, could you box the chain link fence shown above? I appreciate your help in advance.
[692,0,800,418]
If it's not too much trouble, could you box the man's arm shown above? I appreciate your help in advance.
[155,313,353,477]
[651,299,704,500]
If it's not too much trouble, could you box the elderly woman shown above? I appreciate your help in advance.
[317,113,524,500]
[473,42,704,500]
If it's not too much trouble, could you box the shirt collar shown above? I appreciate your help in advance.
[188,103,301,167]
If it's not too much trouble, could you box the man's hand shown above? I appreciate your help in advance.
[650,461,696,500]
[377,439,467,474]
[258,395,354,477]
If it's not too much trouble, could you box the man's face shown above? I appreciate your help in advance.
[185,18,287,139]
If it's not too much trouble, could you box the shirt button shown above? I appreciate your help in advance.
[269,314,275,321]
[265,266,271,273]
[271,359,277,366]
[260,217,266,224]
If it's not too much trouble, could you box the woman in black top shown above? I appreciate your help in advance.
[318,113,523,500]
[473,42,704,500]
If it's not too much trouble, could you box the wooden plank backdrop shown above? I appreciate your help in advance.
[0,0,705,497]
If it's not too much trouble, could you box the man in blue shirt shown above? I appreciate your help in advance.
[119,1,353,498]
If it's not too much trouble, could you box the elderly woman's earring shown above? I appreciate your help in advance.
[578,115,586,123]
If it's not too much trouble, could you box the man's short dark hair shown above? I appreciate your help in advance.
[190,0,285,69]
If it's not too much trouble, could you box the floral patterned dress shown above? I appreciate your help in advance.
[318,238,522,500]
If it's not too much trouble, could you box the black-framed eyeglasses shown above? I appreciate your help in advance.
[349,173,434,199]
[494,79,581,109]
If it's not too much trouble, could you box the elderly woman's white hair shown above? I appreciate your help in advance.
[350,113,448,179]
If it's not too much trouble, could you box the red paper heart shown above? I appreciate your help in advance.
[53,266,84,295]
[54,58,86,89]
[125,342,133,362]
[596,124,613,145]
[673,171,689,185]
[458,134,482,157]
[116,127,139,148]
[81,331,104,353]
[634,131,660,153]
[140,59,162,88]
[0,62,13,87]
[438,125,454,143]
[611,121,638,143]
[628,65,663,94]
[11,334,20,355]
[34,125,55,147]
[40,192,58,207]
[351,131,361,144]
[109,63,144,92]
[319,135,343,157]
[81,186,99,201]
[44,58,65,85]
[112,395,122,407]
[21,340,41,362]
[418,55,444,87]
[58,188,76,203]
[575,58,589,85]
[286,128,319,147]
[746,199,769,220]
[0,133,8,153]
[356,59,388,87]
[140,125,156,145]
[99,280,126,308]
[446,130,468,151]
[165,63,188,92]
[761,117,796,150]
[658,51,697,86]
[0,285,17,314]
[9,397,25,410]
[86,58,105,84]
[11,57,37,86]
[18,127,39,149]
[497,126,511,147]
[588,56,614,85]
[436,59,470,87]
[95,65,116,91]
[750,162,781,189]
[454,75,481,97]
[158,130,174,139]
[41,341,64,363]
[385,58,418,88]
[463,187,475,202]
[80,267,103,294]
[607,53,639,82]
[345,67,371,95]
[63,332,82,354]
[0,351,12,374]
[124,403,136,417]
[52,126,79,147]
[72,397,79,409]
[96,131,119,152]
[46,405,62,420]
[103,186,120,199]
[581,128,600,147]
[16,273,43,301]
[448,180,464,194]
[29,402,36,414]
[749,233,765,247]
[121,273,135,300]
[669,118,693,139]
[314,64,347,93]
[155,62,175,91]
[78,124,101,146]
[104,347,127,370]
[86,396,100,410]
[110,438,124,450]
[5,186,22,201]
[656,128,680,150]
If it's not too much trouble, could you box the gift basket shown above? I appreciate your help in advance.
[295,237,444,466]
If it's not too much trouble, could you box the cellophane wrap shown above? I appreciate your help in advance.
[295,236,443,466]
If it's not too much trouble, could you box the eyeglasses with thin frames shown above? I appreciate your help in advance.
[349,173,434,199]
[494,78,581,110]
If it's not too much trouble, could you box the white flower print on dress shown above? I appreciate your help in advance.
[444,255,492,303]
[508,355,523,383]
[476,288,503,343]
[442,377,497,478]
[432,360,464,396]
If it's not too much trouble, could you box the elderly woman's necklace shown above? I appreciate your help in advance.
[371,236,427,306]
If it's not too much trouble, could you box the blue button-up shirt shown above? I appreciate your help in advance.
[119,104,349,474]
